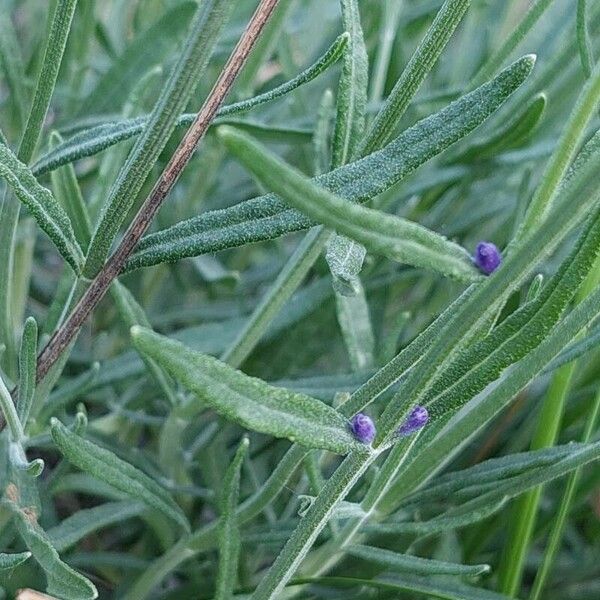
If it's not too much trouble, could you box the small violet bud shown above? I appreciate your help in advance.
[398,405,429,436]
[350,413,376,444]
[474,241,502,275]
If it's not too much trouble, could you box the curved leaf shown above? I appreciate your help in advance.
[5,495,97,600]
[126,55,535,271]
[32,33,349,176]
[218,125,480,282]
[47,501,146,552]
[131,326,368,455]
[216,437,248,600]
[347,545,490,577]
[0,142,83,272]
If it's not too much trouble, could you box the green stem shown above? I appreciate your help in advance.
[529,387,600,600]
[498,360,576,597]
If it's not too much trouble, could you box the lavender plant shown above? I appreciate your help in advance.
[0,1,599,599]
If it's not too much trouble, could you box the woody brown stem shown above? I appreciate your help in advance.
[22,0,280,394]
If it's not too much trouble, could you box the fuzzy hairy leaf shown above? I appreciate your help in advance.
[50,419,190,531]
[361,0,471,154]
[0,142,83,272]
[32,33,349,176]
[0,551,30,570]
[4,495,97,600]
[425,199,600,418]
[219,125,480,282]
[347,544,490,576]
[17,317,37,427]
[84,0,236,277]
[126,55,535,271]
[131,326,368,455]
[291,575,515,600]
[332,0,368,166]
[216,437,248,600]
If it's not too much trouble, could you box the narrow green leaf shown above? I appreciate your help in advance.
[49,131,92,249]
[346,544,490,577]
[327,0,374,364]
[219,126,480,282]
[368,497,509,536]
[406,444,581,505]
[291,574,516,600]
[131,326,368,455]
[32,32,349,176]
[334,289,376,370]
[4,496,97,600]
[111,281,177,406]
[361,0,471,155]
[17,317,37,428]
[0,551,31,570]
[313,89,335,175]
[19,0,79,163]
[543,321,600,373]
[425,200,600,418]
[50,418,190,531]
[379,284,600,513]
[518,59,600,238]
[577,0,594,78]
[332,0,368,166]
[47,501,146,552]
[0,13,28,129]
[450,93,546,162]
[0,0,80,370]
[215,437,249,600]
[84,0,236,277]
[0,369,24,442]
[472,0,555,86]
[77,2,197,116]
[127,55,535,271]
[0,143,84,272]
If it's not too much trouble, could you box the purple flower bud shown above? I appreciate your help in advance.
[474,241,502,275]
[350,413,376,444]
[398,405,429,436]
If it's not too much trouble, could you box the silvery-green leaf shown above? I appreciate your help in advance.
[0,142,83,272]
[50,418,189,531]
[131,326,368,455]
